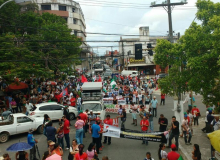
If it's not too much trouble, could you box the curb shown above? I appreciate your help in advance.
[179,143,192,160]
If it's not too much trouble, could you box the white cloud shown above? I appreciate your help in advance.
[78,0,220,54]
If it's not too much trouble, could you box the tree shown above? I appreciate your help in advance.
[154,0,220,106]
[0,0,82,81]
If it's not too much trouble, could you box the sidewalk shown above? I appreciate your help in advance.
[179,117,219,160]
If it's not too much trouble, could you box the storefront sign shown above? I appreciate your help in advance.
[129,57,145,64]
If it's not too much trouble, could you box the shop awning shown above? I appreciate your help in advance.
[127,63,155,67]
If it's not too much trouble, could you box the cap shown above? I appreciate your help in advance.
[65,106,68,108]
[29,128,34,133]
[153,96,156,98]
[194,105,197,107]
[90,110,93,112]
[184,112,187,115]
[49,141,55,146]
[79,110,83,113]
[171,144,176,149]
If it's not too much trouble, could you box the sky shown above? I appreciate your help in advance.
[77,0,220,55]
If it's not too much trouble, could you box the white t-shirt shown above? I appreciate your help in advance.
[211,120,220,131]
[131,105,137,113]
[161,150,168,159]
[138,94,142,101]
[182,119,189,131]
[149,88,153,95]
[25,103,33,112]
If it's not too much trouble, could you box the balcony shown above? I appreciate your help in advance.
[39,10,69,17]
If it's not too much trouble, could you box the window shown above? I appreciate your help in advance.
[41,5,51,10]
[17,117,32,123]
[74,30,77,36]
[59,5,66,11]
[63,18,68,23]
[39,105,52,111]
[73,19,77,24]
[51,105,62,110]
[72,7,75,12]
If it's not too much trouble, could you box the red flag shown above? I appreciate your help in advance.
[81,75,88,83]
[98,75,102,82]
[55,88,68,102]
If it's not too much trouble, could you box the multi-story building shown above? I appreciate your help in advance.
[119,26,179,75]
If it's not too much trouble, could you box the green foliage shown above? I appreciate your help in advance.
[0,0,82,81]
[154,0,220,106]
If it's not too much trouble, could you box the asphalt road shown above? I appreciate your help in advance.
[0,91,206,160]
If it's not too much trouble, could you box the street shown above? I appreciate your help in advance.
[0,91,206,160]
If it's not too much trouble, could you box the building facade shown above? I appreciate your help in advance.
[119,26,178,75]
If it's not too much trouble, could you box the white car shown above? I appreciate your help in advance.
[0,113,44,143]
[29,102,77,120]
[81,101,106,120]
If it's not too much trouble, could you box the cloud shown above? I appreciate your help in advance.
[78,0,220,54]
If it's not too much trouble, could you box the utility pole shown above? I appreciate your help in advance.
[122,40,125,71]
[150,0,187,43]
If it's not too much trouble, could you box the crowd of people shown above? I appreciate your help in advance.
[0,73,217,160]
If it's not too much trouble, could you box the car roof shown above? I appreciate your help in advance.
[9,113,28,117]
[35,102,59,107]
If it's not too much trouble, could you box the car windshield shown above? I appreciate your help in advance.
[81,103,102,111]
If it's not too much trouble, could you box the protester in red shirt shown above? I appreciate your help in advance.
[74,144,88,160]
[103,115,113,145]
[70,96,76,107]
[140,116,149,145]
[160,93,166,105]
[167,144,180,160]
[191,105,200,126]
[62,115,70,150]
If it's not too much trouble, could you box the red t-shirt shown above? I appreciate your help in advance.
[74,152,88,160]
[192,108,200,117]
[187,116,190,124]
[104,118,113,125]
[70,98,76,106]
[140,120,149,131]
[79,113,88,123]
[63,119,70,134]
[167,151,180,160]
[161,94,165,99]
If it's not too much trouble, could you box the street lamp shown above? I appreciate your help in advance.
[0,0,14,10]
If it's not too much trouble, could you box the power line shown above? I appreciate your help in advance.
[77,0,152,6]
[0,23,167,35]
[0,43,160,50]
[0,55,122,62]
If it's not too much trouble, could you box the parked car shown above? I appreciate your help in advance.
[29,102,77,120]
[0,113,44,143]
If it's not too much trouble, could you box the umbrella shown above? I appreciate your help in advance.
[46,154,62,160]
[207,130,220,152]
[6,142,32,152]
[6,82,28,91]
